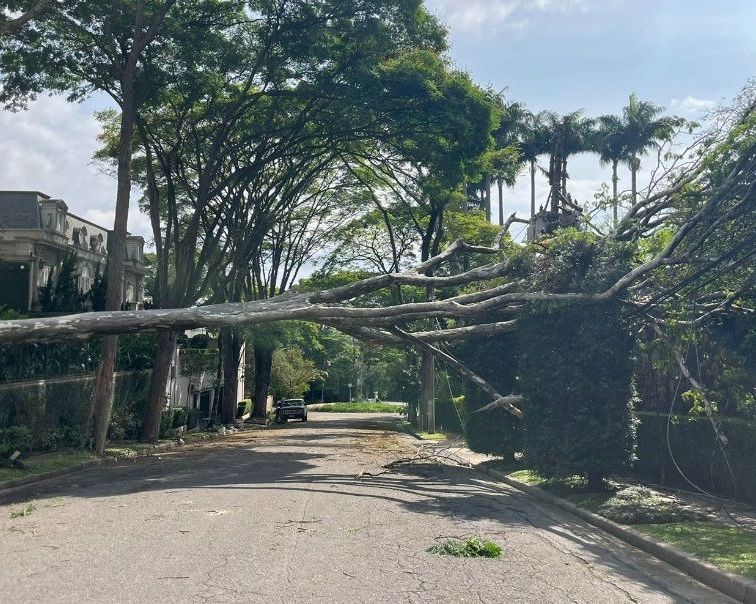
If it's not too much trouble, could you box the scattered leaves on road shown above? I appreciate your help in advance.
[10,503,36,519]
[428,537,502,558]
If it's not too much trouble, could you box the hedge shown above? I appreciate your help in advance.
[0,371,151,451]
[635,412,756,505]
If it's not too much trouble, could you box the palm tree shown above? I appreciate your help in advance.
[544,110,595,212]
[520,110,551,218]
[622,94,681,203]
[487,100,529,223]
[595,114,630,226]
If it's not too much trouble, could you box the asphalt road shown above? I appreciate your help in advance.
[0,413,734,603]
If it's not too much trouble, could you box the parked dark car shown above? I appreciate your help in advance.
[275,398,308,423]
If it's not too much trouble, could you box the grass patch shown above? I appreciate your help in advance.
[592,486,705,524]
[417,432,447,441]
[636,522,756,579]
[506,472,704,525]
[507,469,547,486]
[309,402,406,413]
[10,503,36,518]
[0,450,97,482]
[428,537,502,558]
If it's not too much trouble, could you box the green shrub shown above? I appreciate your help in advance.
[159,411,173,439]
[635,412,756,505]
[0,426,32,457]
[172,407,189,429]
[519,301,636,487]
[187,408,201,430]
[453,326,522,456]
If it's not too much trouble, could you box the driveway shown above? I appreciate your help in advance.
[0,413,734,603]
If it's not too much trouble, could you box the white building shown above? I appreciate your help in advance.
[0,191,146,311]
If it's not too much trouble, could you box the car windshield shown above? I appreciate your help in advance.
[280,400,304,407]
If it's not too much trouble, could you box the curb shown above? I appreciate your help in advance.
[477,465,756,604]
[0,429,241,493]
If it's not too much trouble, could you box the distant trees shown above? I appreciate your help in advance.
[38,252,82,313]
[270,348,323,401]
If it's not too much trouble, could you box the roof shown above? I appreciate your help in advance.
[0,191,42,229]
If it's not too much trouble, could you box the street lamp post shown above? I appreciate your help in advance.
[348,383,352,402]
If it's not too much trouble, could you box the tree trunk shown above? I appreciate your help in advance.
[88,75,137,455]
[631,156,639,205]
[419,349,435,432]
[143,330,177,444]
[253,342,273,419]
[88,337,116,451]
[530,160,536,218]
[220,327,242,424]
[612,159,619,227]
[497,178,504,226]
[484,175,492,223]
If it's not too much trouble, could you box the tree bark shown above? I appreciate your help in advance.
[253,341,273,419]
[143,330,177,443]
[89,74,137,455]
[88,336,116,450]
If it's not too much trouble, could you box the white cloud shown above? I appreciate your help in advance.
[426,0,599,33]
[0,94,152,243]
[670,96,716,115]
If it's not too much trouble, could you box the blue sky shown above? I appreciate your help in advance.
[1,0,754,239]
[426,0,756,226]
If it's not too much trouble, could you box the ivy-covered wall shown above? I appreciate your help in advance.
[0,371,151,450]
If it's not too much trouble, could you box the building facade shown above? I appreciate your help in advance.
[0,191,146,312]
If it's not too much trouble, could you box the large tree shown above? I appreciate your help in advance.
[0,0,239,453]
[622,93,682,204]
[595,114,630,226]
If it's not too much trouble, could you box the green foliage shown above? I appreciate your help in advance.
[0,371,151,450]
[427,537,502,558]
[180,348,218,376]
[10,503,36,519]
[0,426,31,457]
[0,305,25,320]
[171,407,189,429]
[520,301,637,484]
[454,328,522,457]
[186,408,201,430]
[159,411,173,440]
[635,412,756,505]
[519,235,637,484]
[39,252,84,313]
[271,348,324,400]
[309,402,405,413]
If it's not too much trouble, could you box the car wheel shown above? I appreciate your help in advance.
[302,415,307,422]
